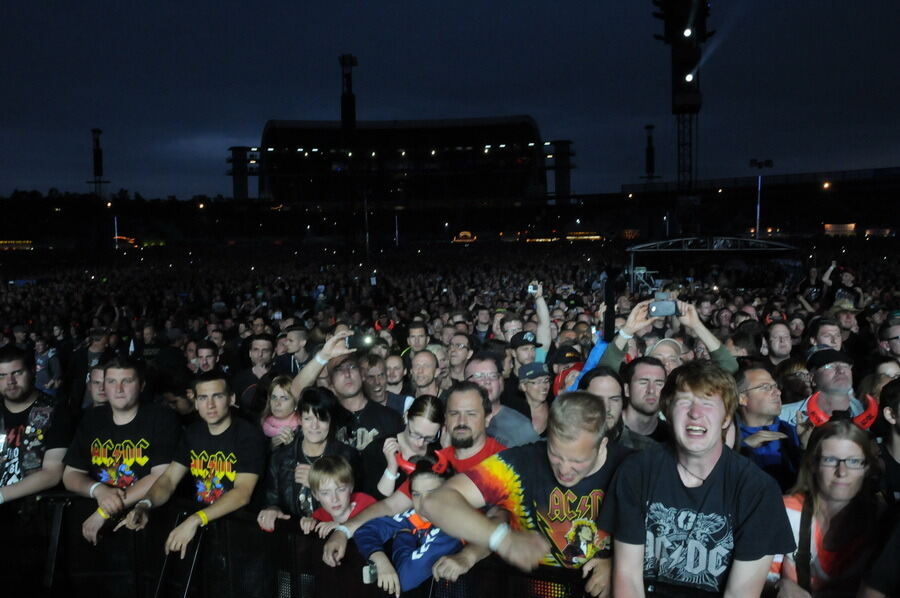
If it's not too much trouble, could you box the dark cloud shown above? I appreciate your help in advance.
[2,1,897,198]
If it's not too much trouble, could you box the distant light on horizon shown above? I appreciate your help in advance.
[683,28,692,37]
[685,73,694,82]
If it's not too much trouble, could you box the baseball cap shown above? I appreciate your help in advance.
[518,362,550,381]
[548,346,582,366]
[806,348,853,370]
[510,331,542,349]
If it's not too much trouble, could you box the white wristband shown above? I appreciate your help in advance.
[0,490,5,505]
[136,498,153,509]
[334,524,353,539]
[89,482,102,498]
[617,329,634,340]
[382,469,400,480]
[488,522,510,552]
[314,353,329,366]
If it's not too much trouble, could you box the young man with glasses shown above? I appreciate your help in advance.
[447,333,473,384]
[735,362,801,491]
[467,352,540,448]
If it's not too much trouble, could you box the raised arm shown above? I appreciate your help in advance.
[290,330,353,398]
[533,281,551,351]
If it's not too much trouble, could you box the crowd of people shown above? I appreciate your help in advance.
[2,247,900,597]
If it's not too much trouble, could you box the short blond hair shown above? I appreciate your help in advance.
[548,391,608,446]
[308,455,354,494]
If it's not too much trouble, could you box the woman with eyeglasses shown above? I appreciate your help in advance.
[377,395,444,497]
[767,420,885,597]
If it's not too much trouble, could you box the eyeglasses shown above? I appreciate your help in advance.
[333,363,359,374]
[819,456,866,469]
[819,363,852,373]
[744,382,779,394]
[467,372,501,382]
[450,343,470,350]
[885,336,900,343]
[406,425,440,443]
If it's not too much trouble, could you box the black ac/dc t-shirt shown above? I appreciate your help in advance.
[1,397,73,487]
[175,416,265,505]
[64,404,180,488]
[598,444,795,596]
[334,400,403,453]
[464,440,630,568]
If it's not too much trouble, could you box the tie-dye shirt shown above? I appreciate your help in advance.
[464,440,628,568]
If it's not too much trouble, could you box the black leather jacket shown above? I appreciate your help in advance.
[263,434,359,517]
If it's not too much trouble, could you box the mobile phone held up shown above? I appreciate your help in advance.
[527,284,538,296]
[346,333,375,351]
[649,292,679,318]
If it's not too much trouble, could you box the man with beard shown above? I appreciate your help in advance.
[620,357,670,447]
[385,354,414,398]
[321,382,505,578]
[0,346,72,588]
[0,346,72,503]
[230,333,275,415]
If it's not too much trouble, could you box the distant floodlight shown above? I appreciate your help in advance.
[683,28,692,37]
[685,73,694,82]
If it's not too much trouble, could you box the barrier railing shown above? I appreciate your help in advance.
[4,493,591,598]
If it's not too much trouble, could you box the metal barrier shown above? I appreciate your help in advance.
[3,493,591,598]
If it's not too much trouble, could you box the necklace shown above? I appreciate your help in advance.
[677,461,708,483]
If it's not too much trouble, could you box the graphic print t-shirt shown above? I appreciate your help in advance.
[175,416,265,505]
[64,404,180,488]
[598,444,795,594]
[1,397,72,487]
[465,440,628,568]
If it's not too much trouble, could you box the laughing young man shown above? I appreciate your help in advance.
[599,361,794,597]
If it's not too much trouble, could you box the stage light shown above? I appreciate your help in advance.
[683,28,692,37]
[685,73,694,82]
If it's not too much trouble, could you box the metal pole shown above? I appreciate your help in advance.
[114,216,119,250]
[363,193,370,257]
[755,174,762,240]
[394,214,399,247]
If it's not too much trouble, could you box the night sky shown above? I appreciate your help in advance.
[3,2,898,199]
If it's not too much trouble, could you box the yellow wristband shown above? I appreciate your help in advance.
[195,510,209,527]
[96,507,110,520]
